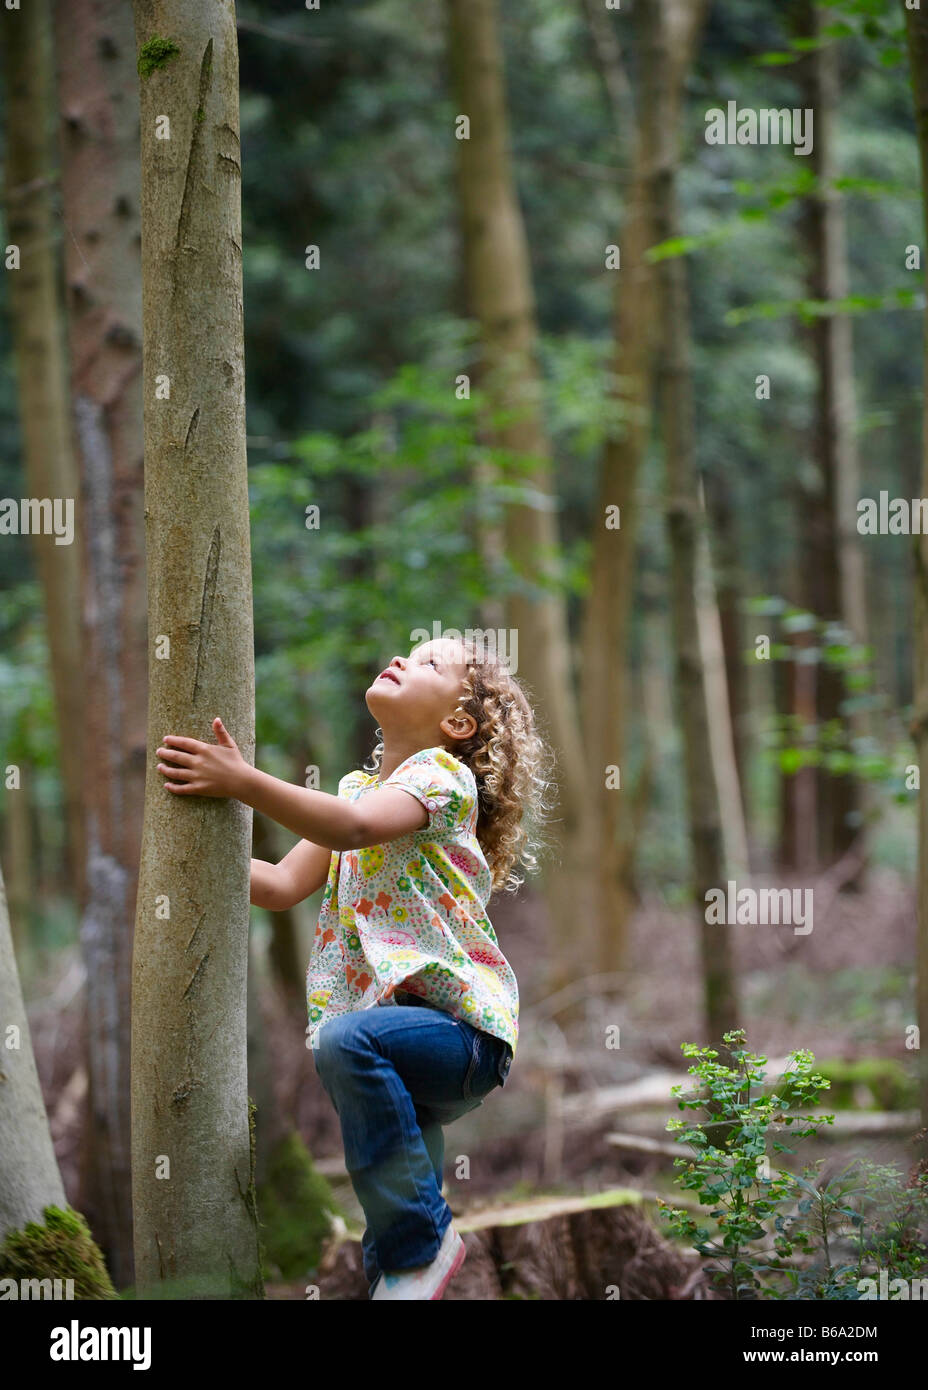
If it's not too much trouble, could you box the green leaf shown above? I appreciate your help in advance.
[778,747,804,776]
[754,51,801,65]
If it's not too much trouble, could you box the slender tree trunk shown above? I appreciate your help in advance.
[695,481,749,881]
[903,0,928,1142]
[812,37,867,656]
[0,863,67,1239]
[3,763,34,960]
[445,153,507,633]
[580,0,634,134]
[2,0,86,904]
[52,0,147,1291]
[579,0,664,974]
[640,596,674,769]
[580,0,709,973]
[446,0,598,983]
[0,863,116,1296]
[341,474,377,773]
[130,1,262,1298]
[703,475,750,807]
[797,1,862,870]
[473,440,507,633]
[777,624,820,874]
[653,0,739,1044]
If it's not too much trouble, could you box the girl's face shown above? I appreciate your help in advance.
[365,638,475,743]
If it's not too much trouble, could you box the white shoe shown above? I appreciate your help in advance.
[370,1224,466,1300]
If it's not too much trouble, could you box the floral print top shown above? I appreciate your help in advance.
[305,746,519,1057]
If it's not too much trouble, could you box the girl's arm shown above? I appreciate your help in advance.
[156,723,427,848]
[236,765,428,850]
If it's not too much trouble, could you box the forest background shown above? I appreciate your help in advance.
[2,0,928,1301]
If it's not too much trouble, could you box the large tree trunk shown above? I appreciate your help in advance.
[446,0,599,984]
[903,0,928,1145]
[2,0,86,904]
[130,1,262,1298]
[653,0,739,1044]
[52,0,147,1292]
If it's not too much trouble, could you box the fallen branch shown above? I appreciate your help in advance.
[559,1059,796,1121]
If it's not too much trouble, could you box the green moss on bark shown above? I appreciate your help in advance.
[137,36,180,80]
[0,1205,117,1299]
[246,1094,259,1217]
[228,1096,265,1299]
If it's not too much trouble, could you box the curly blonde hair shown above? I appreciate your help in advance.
[365,644,554,893]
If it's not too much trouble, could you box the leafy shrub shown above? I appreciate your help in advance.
[658,1032,928,1299]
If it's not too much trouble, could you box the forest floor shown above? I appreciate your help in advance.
[22,860,920,1295]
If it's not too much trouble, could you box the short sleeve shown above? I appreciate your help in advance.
[383,747,476,834]
[337,769,373,800]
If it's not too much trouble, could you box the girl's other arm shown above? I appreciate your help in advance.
[274,838,333,908]
[251,857,286,910]
[251,840,333,910]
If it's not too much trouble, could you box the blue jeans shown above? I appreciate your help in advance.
[312,992,512,1294]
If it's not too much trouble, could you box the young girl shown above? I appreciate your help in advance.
[156,633,548,1300]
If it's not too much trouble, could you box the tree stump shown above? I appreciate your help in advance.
[313,1191,714,1300]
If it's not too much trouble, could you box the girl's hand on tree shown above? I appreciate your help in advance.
[156,718,247,799]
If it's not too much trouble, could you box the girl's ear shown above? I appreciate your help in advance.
[441,709,477,741]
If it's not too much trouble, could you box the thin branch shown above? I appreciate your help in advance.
[236,18,332,50]
[523,970,632,1021]
[578,0,635,135]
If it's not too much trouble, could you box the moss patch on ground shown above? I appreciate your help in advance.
[0,1205,117,1299]
[813,1057,918,1111]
